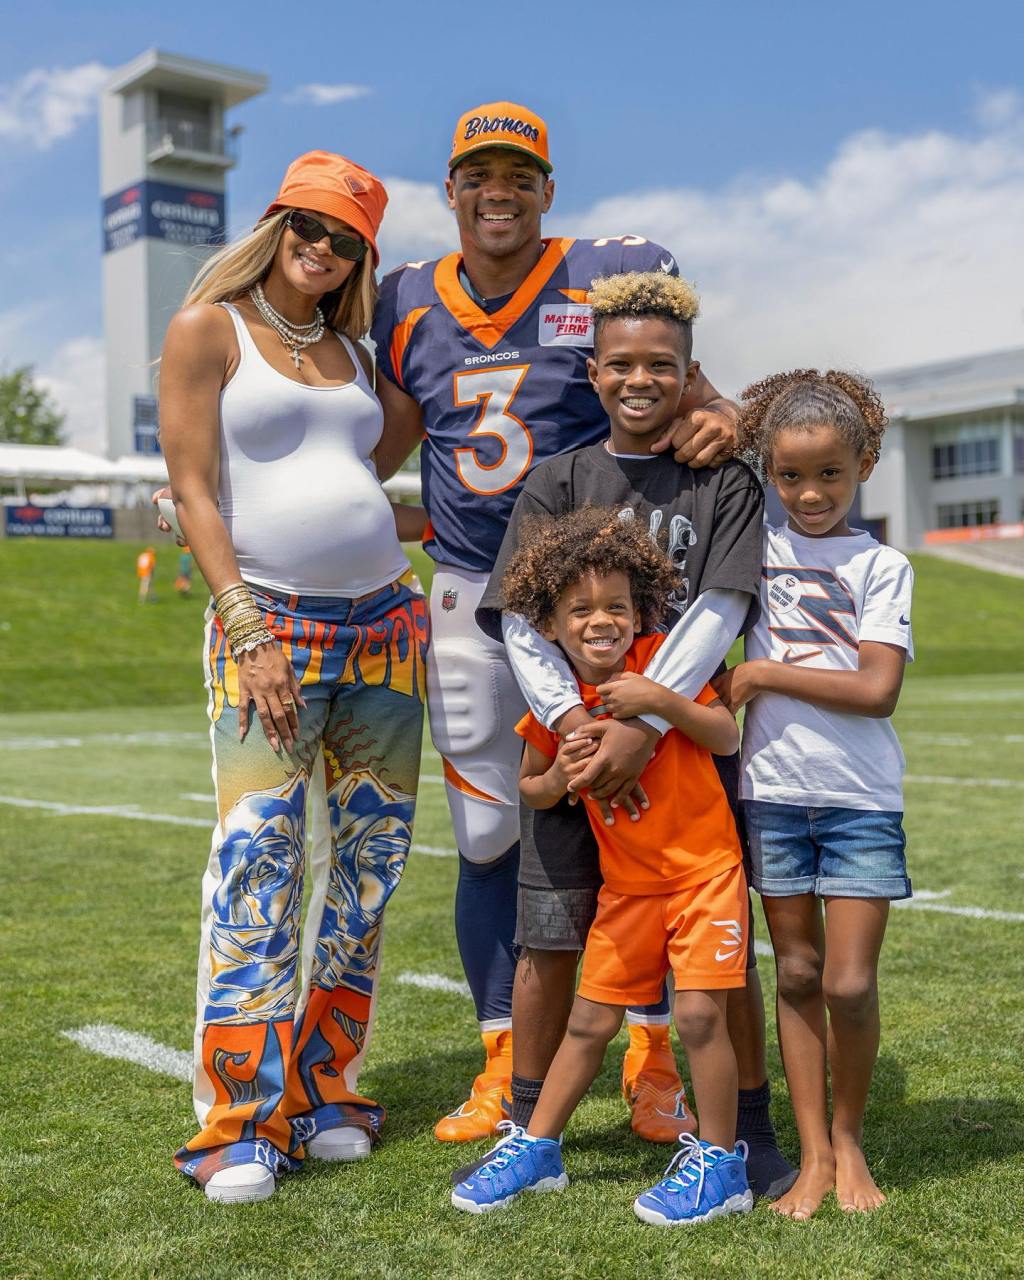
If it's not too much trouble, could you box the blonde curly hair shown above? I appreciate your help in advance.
[738,369,888,466]
[588,271,700,356]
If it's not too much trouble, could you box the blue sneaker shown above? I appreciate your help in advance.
[451,1122,567,1214]
[634,1135,753,1226]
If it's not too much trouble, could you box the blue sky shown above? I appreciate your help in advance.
[2,0,1023,447]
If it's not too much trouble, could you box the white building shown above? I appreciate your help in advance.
[862,347,1024,549]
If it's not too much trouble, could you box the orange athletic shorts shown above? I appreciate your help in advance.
[577,863,749,1005]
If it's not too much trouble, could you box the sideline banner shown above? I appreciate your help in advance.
[4,505,114,539]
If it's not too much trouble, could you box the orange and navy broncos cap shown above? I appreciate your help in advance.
[261,151,388,266]
[449,101,552,174]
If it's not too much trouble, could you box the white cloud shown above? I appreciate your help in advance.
[547,90,1024,390]
[377,177,455,267]
[36,337,106,453]
[0,62,109,149]
[284,83,370,107]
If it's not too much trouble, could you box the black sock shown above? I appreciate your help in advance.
[511,1073,545,1129]
[736,1080,797,1200]
[450,1074,546,1188]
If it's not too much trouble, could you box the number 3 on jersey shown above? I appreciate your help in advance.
[453,365,532,495]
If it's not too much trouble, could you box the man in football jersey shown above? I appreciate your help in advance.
[369,103,774,1155]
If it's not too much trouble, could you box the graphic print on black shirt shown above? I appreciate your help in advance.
[617,506,698,619]
[477,443,764,641]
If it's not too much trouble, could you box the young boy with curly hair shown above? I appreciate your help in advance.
[453,509,753,1224]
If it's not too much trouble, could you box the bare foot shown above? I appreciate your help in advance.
[834,1141,886,1213]
[769,1156,835,1221]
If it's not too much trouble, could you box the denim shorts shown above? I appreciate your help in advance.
[741,800,911,900]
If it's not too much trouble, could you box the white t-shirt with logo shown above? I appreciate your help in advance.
[740,524,914,812]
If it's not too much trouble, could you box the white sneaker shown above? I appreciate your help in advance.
[306,1125,372,1162]
[204,1162,275,1204]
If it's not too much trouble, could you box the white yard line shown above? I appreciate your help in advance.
[0,794,211,828]
[902,733,1024,746]
[894,899,1024,922]
[62,1024,191,1082]
[396,971,472,997]
[0,731,208,751]
[905,774,1023,788]
[179,792,215,803]
[414,843,457,858]
[901,689,1024,704]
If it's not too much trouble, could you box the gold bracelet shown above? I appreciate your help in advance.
[221,604,263,634]
[214,583,257,617]
[226,611,270,645]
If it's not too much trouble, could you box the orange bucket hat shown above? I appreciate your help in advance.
[449,101,552,174]
[262,151,388,266]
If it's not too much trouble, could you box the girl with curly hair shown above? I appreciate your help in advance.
[712,369,914,1219]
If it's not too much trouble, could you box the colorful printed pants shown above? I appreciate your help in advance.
[175,574,429,1186]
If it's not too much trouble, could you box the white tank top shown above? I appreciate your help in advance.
[216,303,409,597]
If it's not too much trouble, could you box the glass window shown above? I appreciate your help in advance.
[935,499,999,529]
[930,421,1001,480]
[1013,425,1024,474]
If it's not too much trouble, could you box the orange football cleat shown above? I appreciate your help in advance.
[622,1022,698,1143]
[434,1028,512,1142]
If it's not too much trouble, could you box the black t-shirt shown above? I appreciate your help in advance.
[477,443,765,641]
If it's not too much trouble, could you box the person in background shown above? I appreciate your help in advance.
[174,545,193,597]
[136,546,156,603]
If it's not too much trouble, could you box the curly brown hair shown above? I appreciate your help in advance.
[588,271,700,357]
[738,369,888,467]
[501,506,681,633]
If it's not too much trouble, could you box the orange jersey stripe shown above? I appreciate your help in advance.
[442,758,502,804]
[559,288,590,303]
[389,305,431,389]
[433,238,576,350]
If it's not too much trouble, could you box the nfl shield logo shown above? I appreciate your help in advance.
[441,588,459,612]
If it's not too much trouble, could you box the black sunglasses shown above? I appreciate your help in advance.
[285,211,367,262]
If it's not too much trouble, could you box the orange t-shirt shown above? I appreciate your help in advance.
[136,550,156,578]
[516,633,742,896]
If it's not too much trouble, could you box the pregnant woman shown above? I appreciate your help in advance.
[159,152,429,1204]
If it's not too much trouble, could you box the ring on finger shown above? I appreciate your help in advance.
[281,697,295,707]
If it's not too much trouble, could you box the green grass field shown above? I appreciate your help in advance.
[1,541,1022,1279]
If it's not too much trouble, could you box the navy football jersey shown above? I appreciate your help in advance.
[371,236,678,572]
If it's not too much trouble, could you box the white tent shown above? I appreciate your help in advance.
[0,443,157,484]
[0,442,420,496]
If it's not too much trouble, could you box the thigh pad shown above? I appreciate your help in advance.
[427,637,515,757]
